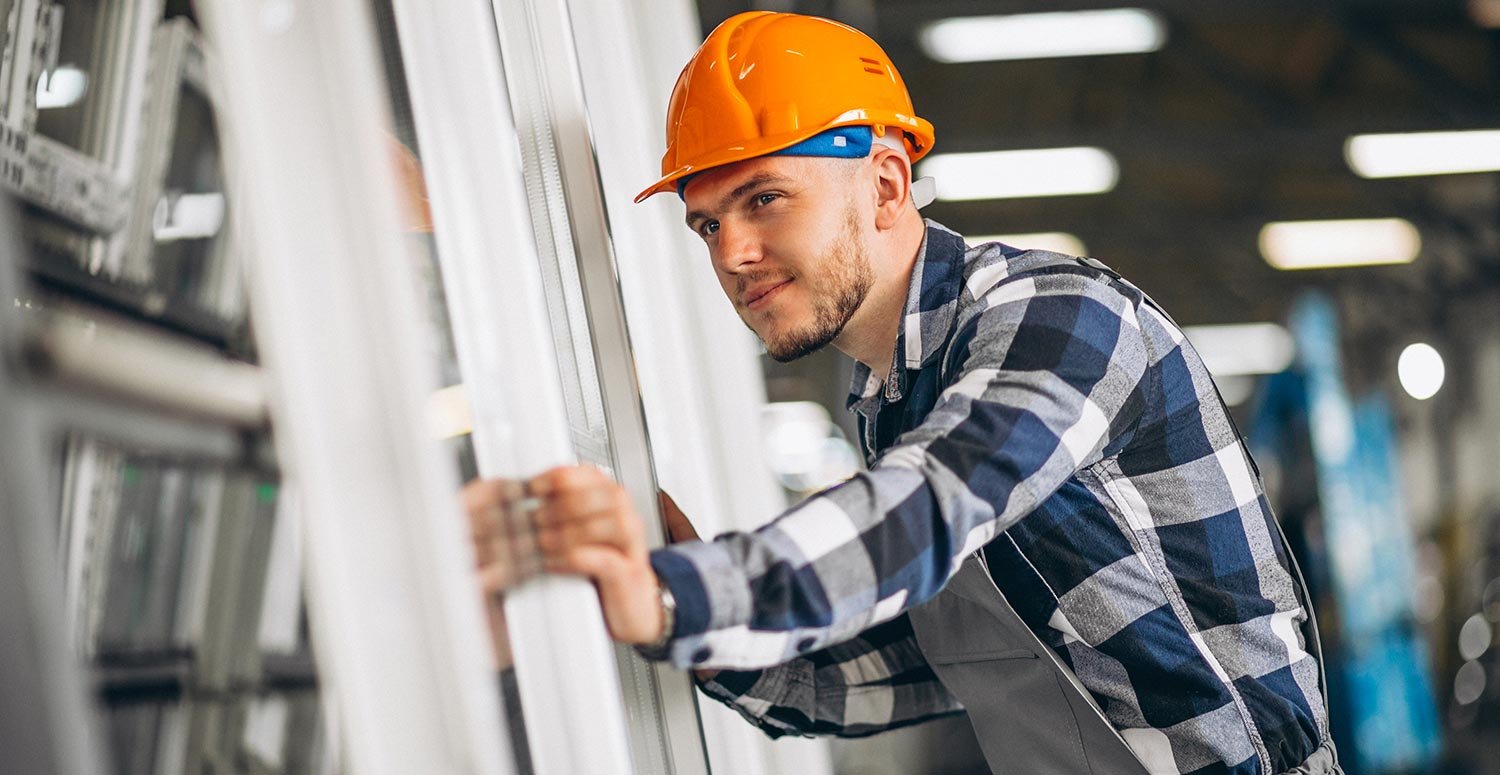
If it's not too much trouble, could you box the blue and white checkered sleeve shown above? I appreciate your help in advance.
[693,614,962,738]
[650,273,1149,671]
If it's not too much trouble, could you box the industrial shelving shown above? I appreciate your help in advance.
[0,4,327,773]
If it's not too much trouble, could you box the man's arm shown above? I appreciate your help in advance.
[648,272,1150,669]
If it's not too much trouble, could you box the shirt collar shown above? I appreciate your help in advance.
[847,219,968,410]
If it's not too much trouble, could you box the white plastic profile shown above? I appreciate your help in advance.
[379,1,638,774]
[482,0,715,773]
[561,0,835,772]
[194,2,514,775]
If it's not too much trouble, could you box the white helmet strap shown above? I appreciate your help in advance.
[871,127,936,209]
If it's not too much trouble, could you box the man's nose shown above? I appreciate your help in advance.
[716,221,762,274]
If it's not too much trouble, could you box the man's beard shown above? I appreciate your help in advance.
[751,207,873,363]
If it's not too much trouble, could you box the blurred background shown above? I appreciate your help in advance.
[0,1,1495,775]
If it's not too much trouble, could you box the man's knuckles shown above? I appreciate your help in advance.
[538,515,632,554]
[461,477,521,512]
[546,485,621,520]
[530,463,606,495]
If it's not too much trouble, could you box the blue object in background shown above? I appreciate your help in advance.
[1250,293,1442,774]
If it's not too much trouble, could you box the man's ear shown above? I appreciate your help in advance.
[870,148,912,231]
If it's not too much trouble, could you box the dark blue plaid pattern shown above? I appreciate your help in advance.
[650,220,1330,775]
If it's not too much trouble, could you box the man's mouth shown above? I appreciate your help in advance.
[744,279,792,309]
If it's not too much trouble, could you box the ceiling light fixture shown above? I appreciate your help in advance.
[1345,129,1500,178]
[917,147,1119,202]
[1258,218,1421,270]
[918,8,1167,63]
[1181,323,1296,377]
[1398,343,1445,401]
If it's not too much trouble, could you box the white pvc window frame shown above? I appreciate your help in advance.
[560,0,835,772]
[482,1,716,772]
[390,0,720,771]
[377,0,642,773]
[193,2,514,775]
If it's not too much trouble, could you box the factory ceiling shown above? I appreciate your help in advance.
[690,0,1500,330]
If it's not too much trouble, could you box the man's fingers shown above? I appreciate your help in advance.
[472,531,496,566]
[537,510,640,557]
[461,477,523,513]
[479,560,521,595]
[526,464,608,498]
[540,484,624,525]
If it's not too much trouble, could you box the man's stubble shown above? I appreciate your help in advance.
[751,203,873,363]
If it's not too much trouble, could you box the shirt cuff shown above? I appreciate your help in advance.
[696,666,813,739]
[648,547,710,638]
[647,539,752,666]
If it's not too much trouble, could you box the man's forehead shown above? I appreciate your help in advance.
[681,155,820,210]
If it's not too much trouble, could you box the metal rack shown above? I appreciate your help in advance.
[4,2,835,773]
[0,5,330,774]
[7,3,245,346]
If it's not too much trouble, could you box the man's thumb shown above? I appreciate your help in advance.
[657,490,700,544]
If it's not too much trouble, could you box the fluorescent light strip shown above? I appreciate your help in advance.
[1258,218,1420,270]
[1345,129,1500,178]
[967,232,1088,256]
[1181,323,1295,377]
[919,9,1167,64]
[917,147,1119,201]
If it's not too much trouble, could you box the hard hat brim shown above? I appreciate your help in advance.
[634,114,934,204]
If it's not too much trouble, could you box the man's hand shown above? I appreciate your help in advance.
[526,464,665,645]
[461,468,712,659]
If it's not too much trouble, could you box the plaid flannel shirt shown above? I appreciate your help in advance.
[649,220,1330,775]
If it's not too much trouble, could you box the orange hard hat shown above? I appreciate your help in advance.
[634,11,935,203]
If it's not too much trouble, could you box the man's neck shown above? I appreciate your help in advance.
[834,213,927,381]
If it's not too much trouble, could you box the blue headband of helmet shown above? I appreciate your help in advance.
[676,125,875,201]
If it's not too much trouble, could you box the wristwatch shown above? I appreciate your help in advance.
[634,574,677,661]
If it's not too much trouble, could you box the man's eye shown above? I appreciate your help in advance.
[756,193,780,206]
[701,220,719,237]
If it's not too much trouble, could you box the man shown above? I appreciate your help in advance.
[465,11,1340,775]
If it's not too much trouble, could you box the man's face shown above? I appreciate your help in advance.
[682,155,873,362]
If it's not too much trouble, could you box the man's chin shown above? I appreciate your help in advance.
[761,330,837,362]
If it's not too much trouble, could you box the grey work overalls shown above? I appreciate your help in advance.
[905,258,1342,775]
[907,547,1341,775]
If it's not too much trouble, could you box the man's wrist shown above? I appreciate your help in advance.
[634,572,676,661]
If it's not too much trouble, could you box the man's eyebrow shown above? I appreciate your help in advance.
[684,173,791,228]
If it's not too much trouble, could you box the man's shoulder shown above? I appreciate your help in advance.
[956,242,1136,316]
